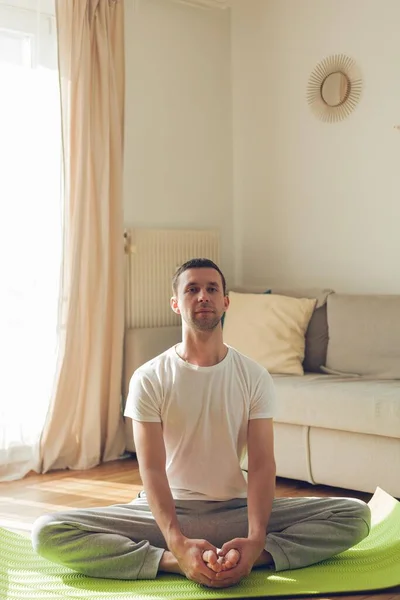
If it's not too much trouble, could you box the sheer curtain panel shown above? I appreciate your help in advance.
[39,0,126,472]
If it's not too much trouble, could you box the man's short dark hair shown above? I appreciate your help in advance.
[172,258,227,296]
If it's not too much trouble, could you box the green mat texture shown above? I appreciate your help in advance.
[1,488,399,599]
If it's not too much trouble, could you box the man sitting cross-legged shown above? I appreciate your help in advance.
[32,258,371,589]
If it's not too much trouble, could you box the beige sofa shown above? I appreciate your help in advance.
[122,290,400,499]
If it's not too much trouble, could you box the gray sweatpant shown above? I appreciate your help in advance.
[31,493,371,580]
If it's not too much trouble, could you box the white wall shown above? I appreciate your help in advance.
[124,0,234,282]
[231,0,400,293]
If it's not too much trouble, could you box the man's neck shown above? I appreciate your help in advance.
[177,331,228,367]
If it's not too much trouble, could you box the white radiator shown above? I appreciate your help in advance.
[124,228,221,328]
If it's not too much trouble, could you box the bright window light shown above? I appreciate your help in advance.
[0,2,62,480]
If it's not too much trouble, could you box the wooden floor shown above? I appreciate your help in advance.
[0,456,398,600]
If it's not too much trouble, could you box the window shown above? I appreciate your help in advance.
[0,1,61,481]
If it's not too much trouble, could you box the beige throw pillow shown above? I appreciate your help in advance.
[271,287,334,373]
[223,292,317,375]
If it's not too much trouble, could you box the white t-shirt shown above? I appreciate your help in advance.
[124,345,277,501]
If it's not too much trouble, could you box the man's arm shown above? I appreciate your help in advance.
[132,420,218,586]
[133,420,183,547]
[247,417,276,542]
[215,417,276,584]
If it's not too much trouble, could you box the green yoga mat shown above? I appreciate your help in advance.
[1,488,399,600]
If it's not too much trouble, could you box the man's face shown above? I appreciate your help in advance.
[171,268,229,332]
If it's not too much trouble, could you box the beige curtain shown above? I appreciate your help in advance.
[40,0,126,472]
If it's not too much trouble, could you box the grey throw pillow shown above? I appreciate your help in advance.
[272,288,334,373]
[325,294,400,379]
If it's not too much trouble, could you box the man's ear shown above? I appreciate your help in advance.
[224,294,230,311]
[170,296,180,315]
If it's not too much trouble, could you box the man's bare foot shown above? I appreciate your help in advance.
[202,548,240,573]
[222,549,240,569]
[158,550,184,575]
[202,549,222,573]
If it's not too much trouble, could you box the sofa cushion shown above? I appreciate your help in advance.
[273,373,400,439]
[272,287,334,374]
[325,294,400,379]
[223,292,316,375]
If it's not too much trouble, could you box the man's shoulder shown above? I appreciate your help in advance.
[228,346,271,379]
[134,345,176,380]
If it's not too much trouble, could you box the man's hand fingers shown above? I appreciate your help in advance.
[199,562,244,588]
[199,576,215,587]
[215,565,239,578]
[210,575,242,588]
[219,538,241,552]
[214,565,248,585]
[196,559,221,581]
[187,565,216,587]
[190,575,213,587]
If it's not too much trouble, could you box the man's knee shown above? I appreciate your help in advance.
[343,498,371,524]
[341,498,371,542]
[31,513,62,558]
